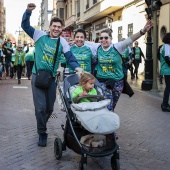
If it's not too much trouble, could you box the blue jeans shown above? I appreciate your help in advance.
[163,75,170,106]
[31,74,57,134]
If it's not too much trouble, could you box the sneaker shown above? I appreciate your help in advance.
[161,104,170,112]
[38,133,48,147]
[18,80,21,84]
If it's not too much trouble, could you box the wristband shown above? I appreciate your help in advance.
[140,29,145,35]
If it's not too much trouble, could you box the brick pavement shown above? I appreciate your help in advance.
[0,76,170,170]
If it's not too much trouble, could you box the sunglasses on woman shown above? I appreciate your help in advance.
[99,36,110,40]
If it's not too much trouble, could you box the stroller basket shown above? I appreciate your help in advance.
[81,134,115,154]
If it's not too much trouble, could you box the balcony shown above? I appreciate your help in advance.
[65,15,76,28]
[84,0,134,22]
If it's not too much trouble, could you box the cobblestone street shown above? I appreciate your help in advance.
[0,75,170,170]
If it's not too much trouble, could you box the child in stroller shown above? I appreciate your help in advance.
[55,73,120,170]
[72,72,97,103]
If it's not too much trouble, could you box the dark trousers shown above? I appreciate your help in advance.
[128,64,134,78]
[134,61,140,77]
[26,61,34,78]
[16,65,23,80]
[10,62,16,78]
[163,75,170,106]
[31,74,57,134]
[5,61,11,76]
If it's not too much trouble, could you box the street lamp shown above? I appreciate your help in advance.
[15,27,23,44]
[141,0,153,90]
[150,0,162,92]
[141,0,162,91]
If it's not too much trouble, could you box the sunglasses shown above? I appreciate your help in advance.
[99,36,110,40]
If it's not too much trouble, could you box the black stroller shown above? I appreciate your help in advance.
[54,73,120,170]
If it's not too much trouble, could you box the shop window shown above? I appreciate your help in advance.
[86,0,89,9]
[128,23,133,37]
[160,26,167,40]
[77,0,80,17]
[60,8,64,20]
[118,26,122,42]
[93,0,97,4]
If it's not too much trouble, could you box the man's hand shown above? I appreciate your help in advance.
[27,3,36,11]
[75,67,83,78]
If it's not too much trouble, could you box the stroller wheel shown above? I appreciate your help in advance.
[54,137,62,160]
[111,156,120,170]
[79,162,87,170]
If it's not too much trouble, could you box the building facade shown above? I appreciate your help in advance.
[48,0,170,73]
[41,0,53,31]
[0,0,6,40]
[50,0,170,44]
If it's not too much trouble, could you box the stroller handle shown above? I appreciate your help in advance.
[74,95,105,104]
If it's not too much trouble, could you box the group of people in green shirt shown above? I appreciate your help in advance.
[60,24,152,112]
[11,42,35,84]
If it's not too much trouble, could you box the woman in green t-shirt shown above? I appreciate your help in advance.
[66,29,94,74]
[85,20,152,111]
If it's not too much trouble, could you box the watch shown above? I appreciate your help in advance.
[140,29,145,35]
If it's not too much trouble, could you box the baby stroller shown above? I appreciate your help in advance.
[55,73,120,170]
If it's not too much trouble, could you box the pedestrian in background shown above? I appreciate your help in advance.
[14,44,25,84]
[21,3,81,147]
[95,37,99,43]
[0,43,3,63]
[160,33,170,112]
[0,62,3,80]
[25,43,35,80]
[2,39,13,77]
[121,38,133,80]
[157,44,164,84]
[11,42,17,79]
[131,41,145,79]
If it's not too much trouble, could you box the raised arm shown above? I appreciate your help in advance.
[21,3,36,39]
[130,20,153,42]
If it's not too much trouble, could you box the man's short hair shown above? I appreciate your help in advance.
[50,17,64,27]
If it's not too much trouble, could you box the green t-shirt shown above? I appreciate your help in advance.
[72,86,97,103]
[160,45,170,75]
[134,47,140,60]
[96,46,124,81]
[32,37,62,77]
[67,45,93,73]
[25,46,35,61]
[14,51,25,66]
[60,53,66,64]
[11,47,16,62]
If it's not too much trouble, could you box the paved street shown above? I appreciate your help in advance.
[0,75,170,170]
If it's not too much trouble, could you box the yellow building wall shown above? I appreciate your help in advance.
[158,3,170,45]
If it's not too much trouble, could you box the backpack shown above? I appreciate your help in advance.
[157,45,163,61]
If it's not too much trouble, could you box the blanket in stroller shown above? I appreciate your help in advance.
[71,100,120,134]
